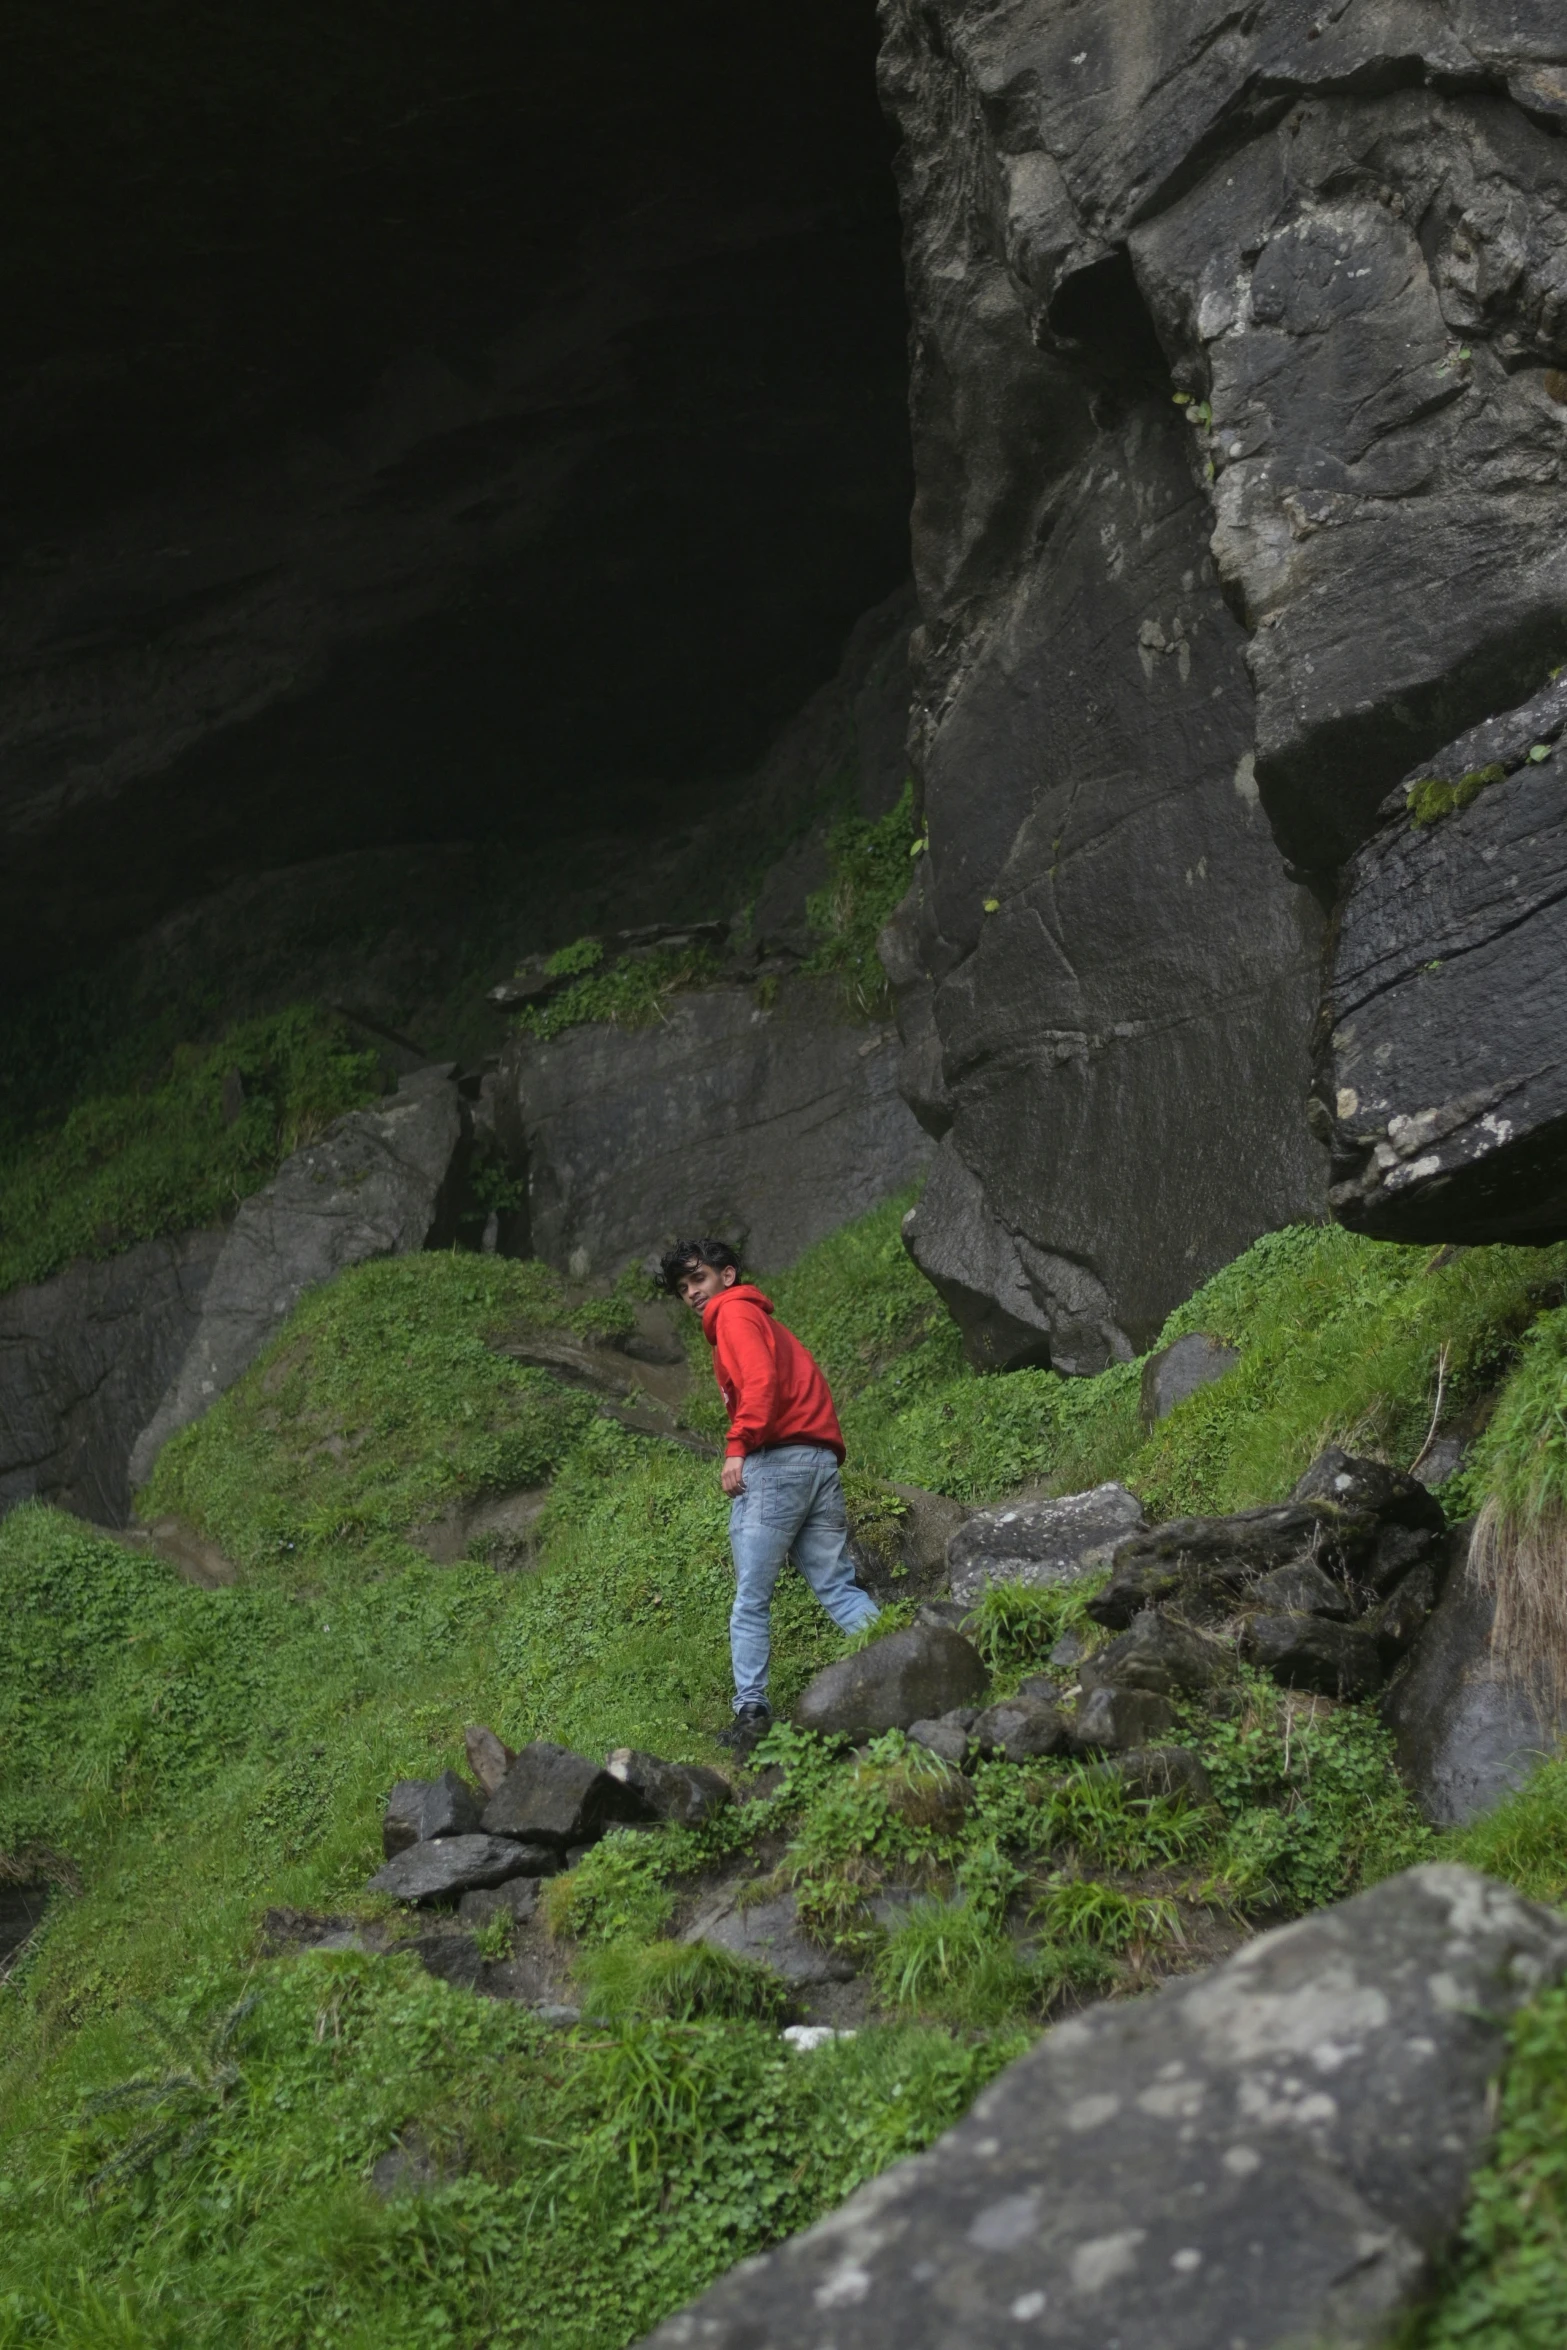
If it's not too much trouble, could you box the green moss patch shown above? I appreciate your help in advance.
[1406,763,1506,827]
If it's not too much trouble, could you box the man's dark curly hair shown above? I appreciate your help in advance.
[658,1237,742,1293]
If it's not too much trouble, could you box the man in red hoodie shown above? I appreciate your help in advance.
[661,1237,880,1755]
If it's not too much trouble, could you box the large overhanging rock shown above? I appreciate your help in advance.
[1317,674,1567,1241]
[128,1066,469,1487]
[877,0,1567,1353]
[636,1865,1567,2350]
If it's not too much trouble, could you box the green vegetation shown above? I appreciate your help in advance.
[141,1254,599,1585]
[0,1006,380,1292]
[1407,763,1505,826]
[813,1211,1567,1520]
[12,1183,1567,2344]
[513,939,726,1044]
[802,780,920,1015]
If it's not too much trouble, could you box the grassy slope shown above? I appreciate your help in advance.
[3,1206,1567,2344]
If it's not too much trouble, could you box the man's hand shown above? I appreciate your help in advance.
[720,1456,746,1498]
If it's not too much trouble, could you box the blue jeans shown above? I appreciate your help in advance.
[728,1443,880,1712]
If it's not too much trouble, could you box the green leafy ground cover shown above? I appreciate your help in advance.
[0,1006,380,1293]
[6,1202,1567,2344]
[799,781,919,1015]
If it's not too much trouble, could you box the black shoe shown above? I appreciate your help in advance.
[716,1704,772,1759]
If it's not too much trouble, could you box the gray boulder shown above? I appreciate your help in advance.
[605,1749,732,1829]
[463,1725,516,1797]
[1242,1614,1385,1703]
[906,1712,975,1768]
[1374,1563,1444,1664]
[1319,683,1567,1242]
[792,1625,988,1743]
[481,1742,647,1848]
[681,1885,856,1989]
[969,1696,1068,1765]
[635,1866,1567,2350]
[0,1229,223,1526]
[1139,1334,1239,1430]
[458,1878,545,1927]
[1384,1544,1567,1826]
[129,1067,468,1484]
[1078,1611,1229,1700]
[382,1771,482,1859]
[368,1834,549,1904]
[494,975,931,1281]
[1070,1686,1177,1754]
[899,1141,1073,1374]
[1369,1521,1445,1599]
[947,1484,1145,1609]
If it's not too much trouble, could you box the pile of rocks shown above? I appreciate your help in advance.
[785,1448,1450,1795]
[367,1724,731,1912]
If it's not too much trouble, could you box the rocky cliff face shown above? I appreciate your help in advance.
[879,0,1567,1355]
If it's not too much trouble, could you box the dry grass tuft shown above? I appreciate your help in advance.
[1467,1496,1567,1705]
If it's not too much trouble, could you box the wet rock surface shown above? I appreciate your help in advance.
[129,1068,470,1483]
[791,1624,989,1742]
[948,1485,1144,1610]
[497,976,931,1281]
[636,1866,1567,2350]
[879,0,1567,1340]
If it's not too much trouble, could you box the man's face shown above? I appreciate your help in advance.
[676,1259,736,1310]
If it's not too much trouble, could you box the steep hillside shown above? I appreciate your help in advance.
[7,1202,1567,2343]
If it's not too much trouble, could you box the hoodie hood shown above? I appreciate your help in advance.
[701,1282,773,1345]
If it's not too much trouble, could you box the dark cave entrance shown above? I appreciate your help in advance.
[0,0,913,988]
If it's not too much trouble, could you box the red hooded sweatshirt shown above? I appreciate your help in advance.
[702,1283,845,1463]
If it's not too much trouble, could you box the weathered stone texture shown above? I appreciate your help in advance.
[636,1866,1567,2350]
